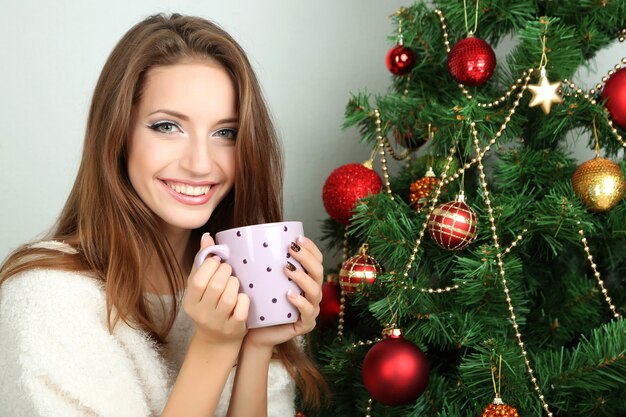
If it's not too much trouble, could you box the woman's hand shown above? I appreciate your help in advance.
[243,235,324,349]
[183,234,250,346]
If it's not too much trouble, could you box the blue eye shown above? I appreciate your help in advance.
[147,121,182,134]
[213,128,238,140]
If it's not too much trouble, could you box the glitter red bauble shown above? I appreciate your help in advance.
[319,280,342,323]
[447,36,496,86]
[601,67,626,129]
[362,329,429,406]
[481,401,520,417]
[322,163,382,225]
[386,44,416,75]
[427,195,478,250]
[339,244,381,294]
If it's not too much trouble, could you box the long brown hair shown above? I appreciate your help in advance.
[0,13,326,407]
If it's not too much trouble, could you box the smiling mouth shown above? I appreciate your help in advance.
[163,181,211,196]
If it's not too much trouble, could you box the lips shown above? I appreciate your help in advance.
[159,179,216,206]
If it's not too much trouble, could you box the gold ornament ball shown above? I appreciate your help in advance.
[572,157,626,212]
[481,402,520,417]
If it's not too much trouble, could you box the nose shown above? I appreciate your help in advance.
[180,136,213,175]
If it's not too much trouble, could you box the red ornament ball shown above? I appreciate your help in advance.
[339,244,381,294]
[319,279,342,323]
[362,329,429,406]
[427,194,478,250]
[602,67,626,129]
[322,163,382,225]
[447,36,496,86]
[386,44,416,75]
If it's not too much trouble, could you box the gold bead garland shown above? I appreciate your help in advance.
[373,109,394,200]
[383,135,412,161]
[578,227,622,320]
[472,123,554,417]
[365,397,373,417]
[337,227,350,341]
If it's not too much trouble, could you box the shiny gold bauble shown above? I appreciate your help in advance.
[572,157,626,212]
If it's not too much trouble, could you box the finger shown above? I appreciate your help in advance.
[186,255,222,303]
[288,245,323,286]
[284,265,322,304]
[191,233,217,275]
[198,262,233,308]
[296,236,323,263]
[231,293,250,323]
[214,275,241,319]
[287,290,318,331]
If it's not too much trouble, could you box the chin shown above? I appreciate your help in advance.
[158,211,213,234]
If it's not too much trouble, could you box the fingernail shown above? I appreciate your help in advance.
[201,232,211,245]
[212,255,221,262]
[286,261,297,272]
[287,289,296,298]
[297,234,305,244]
[290,242,301,252]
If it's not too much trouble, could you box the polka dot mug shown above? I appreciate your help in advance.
[195,221,303,328]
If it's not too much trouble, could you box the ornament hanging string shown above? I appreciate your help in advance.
[538,32,548,70]
[489,354,503,400]
[463,0,480,35]
[592,116,600,157]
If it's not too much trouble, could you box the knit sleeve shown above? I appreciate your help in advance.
[212,359,295,417]
[266,360,296,417]
[0,269,168,417]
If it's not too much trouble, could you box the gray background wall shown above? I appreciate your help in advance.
[0,0,623,269]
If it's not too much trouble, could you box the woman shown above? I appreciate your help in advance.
[0,13,326,417]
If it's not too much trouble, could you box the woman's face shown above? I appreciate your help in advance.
[127,60,237,235]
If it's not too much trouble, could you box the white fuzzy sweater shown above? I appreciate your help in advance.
[0,246,295,417]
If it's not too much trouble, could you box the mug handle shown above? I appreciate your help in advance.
[195,244,230,269]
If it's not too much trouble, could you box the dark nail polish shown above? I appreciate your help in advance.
[286,261,297,272]
[290,242,301,252]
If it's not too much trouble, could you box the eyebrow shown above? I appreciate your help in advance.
[147,109,238,125]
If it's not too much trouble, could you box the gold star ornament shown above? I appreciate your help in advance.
[528,67,563,114]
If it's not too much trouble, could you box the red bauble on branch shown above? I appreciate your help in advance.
[385,44,416,75]
[339,243,381,294]
[322,162,382,225]
[601,67,626,129]
[362,328,430,406]
[447,36,496,86]
[319,277,342,324]
[427,192,478,250]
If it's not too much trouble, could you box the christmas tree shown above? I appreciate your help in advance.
[309,1,626,416]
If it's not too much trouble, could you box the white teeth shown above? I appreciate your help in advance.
[166,182,210,196]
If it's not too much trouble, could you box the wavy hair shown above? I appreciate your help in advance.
[0,13,326,407]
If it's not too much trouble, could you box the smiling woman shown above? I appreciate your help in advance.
[128,62,238,231]
[0,13,327,417]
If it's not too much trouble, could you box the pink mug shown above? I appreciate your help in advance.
[195,221,303,328]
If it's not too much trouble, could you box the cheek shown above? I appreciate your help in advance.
[214,147,237,183]
[127,132,162,189]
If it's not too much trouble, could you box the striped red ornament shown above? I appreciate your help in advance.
[427,192,478,250]
[339,243,381,294]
